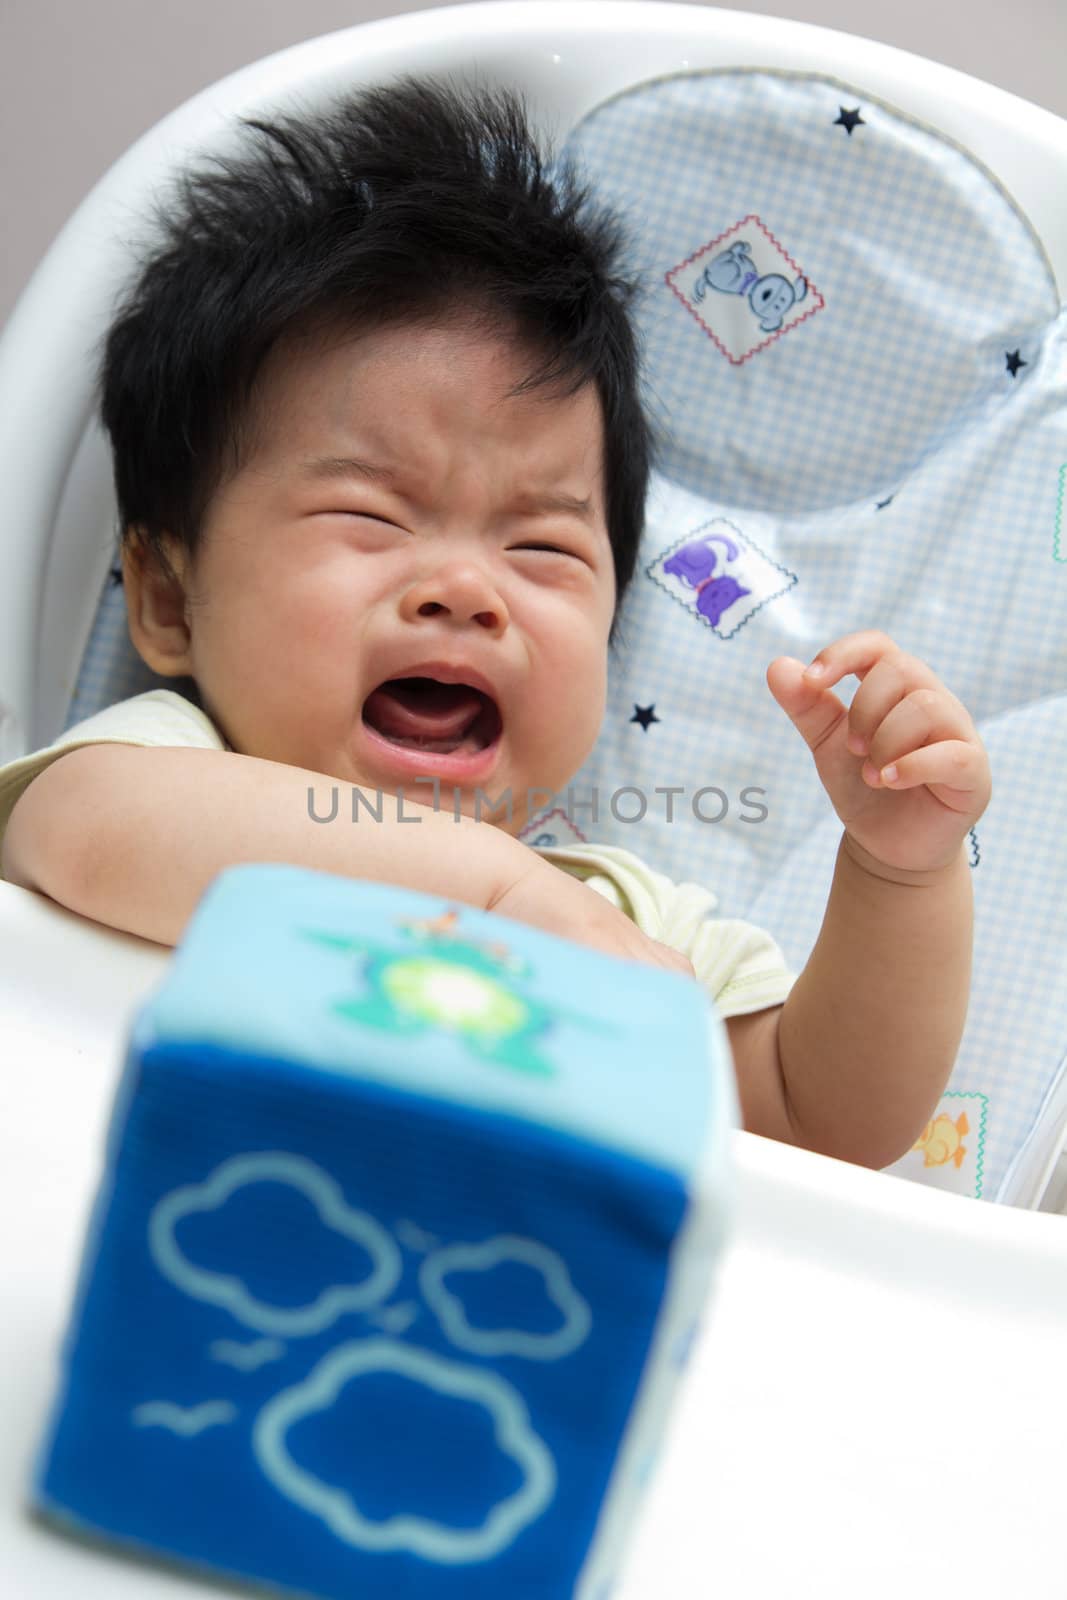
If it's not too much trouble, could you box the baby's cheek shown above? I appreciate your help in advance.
[211,630,327,758]
[275,565,352,633]
[548,679,606,780]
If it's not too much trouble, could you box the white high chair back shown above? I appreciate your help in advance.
[2,1,1067,1208]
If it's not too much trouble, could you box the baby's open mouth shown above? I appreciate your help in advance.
[362,677,502,754]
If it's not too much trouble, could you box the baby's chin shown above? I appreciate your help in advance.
[438,787,534,834]
[327,732,590,837]
[426,775,579,840]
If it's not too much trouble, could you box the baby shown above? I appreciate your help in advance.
[0,75,990,1171]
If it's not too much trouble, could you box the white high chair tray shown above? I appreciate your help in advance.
[3,877,1066,1600]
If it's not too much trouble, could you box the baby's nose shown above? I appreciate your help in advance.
[400,560,509,632]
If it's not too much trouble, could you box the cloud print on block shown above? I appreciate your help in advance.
[252,1339,556,1564]
[148,1152,402,1336]
[420,1235,592,1360]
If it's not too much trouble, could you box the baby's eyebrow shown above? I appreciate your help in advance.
[298,453,397,488]
[296,453,596,523]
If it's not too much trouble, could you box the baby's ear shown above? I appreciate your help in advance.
[121,532,195,677]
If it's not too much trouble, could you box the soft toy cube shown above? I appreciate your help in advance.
[33,864,736,1598]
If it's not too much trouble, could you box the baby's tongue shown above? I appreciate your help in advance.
[364,678,486,749]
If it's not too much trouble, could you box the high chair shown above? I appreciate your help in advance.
[3,5,1067,1596]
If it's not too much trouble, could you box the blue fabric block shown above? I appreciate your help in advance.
[34,865,735,1599]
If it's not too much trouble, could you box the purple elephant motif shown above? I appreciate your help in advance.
[662,534,750,628]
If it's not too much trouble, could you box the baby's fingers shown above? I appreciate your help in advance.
[881,738,989,808]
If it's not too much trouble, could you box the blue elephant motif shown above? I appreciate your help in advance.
[662,534,751,628]
[693,241,808,333]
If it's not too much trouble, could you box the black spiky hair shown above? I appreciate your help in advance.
[99,72,658,644]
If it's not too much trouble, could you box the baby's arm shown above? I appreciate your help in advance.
[770,833,972,1169]
[754,632,989,1168]
[1,744,690,975]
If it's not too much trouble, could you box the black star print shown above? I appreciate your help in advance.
[834,107,865,136]
[107,565,123,587]
[630,704,661,731]
[1005,350,1027,377]
[875,494,895,511]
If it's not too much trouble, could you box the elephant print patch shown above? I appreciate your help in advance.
[667,214,824,364]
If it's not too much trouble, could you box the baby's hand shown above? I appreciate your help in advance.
[766,630,991,877]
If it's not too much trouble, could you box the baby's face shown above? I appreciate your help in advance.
[161,315,615,835]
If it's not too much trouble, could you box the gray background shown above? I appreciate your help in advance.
[2,0,1065,332]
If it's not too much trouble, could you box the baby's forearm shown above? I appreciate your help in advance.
[4,744,522,947]
[776,831,973,1169]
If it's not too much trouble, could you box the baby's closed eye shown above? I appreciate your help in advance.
[509,541,583,556]
[318,510,401,527]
